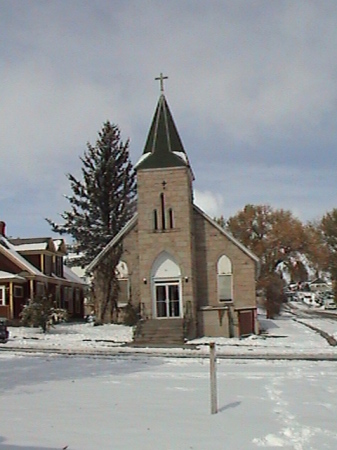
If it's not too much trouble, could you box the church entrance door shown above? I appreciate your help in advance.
[155,282,181,318]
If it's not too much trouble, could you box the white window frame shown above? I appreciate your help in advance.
[217,255,233,302]
[0,286,6,306]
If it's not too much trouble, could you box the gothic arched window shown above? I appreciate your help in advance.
[217,255,233,302]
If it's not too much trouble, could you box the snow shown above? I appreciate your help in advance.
[1,311,337,448]
[11,243,48,251]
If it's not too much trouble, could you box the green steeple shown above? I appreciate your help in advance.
[135,93,190,170]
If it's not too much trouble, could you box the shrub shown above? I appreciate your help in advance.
[20,295,68,333]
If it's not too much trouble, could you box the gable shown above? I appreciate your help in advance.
[193,204,260,267]
[0,236,44,277]
[87,214,138,273]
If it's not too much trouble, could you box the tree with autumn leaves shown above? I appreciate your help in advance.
[219,204,330,318]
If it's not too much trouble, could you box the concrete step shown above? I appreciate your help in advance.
[134,318,185,346]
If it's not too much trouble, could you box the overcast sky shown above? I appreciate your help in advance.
[1,0,337,239]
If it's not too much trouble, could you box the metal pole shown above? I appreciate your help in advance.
[210,342,218,414]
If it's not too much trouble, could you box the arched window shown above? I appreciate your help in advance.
[115,261,129,304]
[217,255,232,302]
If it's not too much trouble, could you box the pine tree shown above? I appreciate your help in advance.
[47,122,137,323]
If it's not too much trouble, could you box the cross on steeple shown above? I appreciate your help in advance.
[155,73,168,93]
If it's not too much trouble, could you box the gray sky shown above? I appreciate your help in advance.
[1,0,337,239]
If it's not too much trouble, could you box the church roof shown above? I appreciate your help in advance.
[135,94,190,170]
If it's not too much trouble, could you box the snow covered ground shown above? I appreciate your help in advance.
[1,312,337,449]
[1,354,337,449]
[2,310,337,358]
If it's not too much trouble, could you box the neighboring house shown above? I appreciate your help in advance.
[87,87,259,343]
[0,222,87,321]
[309,278,331,292]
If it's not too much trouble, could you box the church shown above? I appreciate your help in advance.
[88,78,259,344]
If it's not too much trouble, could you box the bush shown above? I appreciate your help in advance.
[122,303,139,326]
[20,295,68,333]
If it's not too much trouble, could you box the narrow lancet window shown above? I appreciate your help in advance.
[153,209,158,230]
[160,193,166,230]
[169,208,174,229]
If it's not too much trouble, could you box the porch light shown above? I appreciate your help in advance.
[143,278,147,284]
[185,276,189,282]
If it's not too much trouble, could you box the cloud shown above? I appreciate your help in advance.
[194,189,225,219]
[1,0,337,238]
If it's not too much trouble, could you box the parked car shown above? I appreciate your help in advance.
[0,318,9,343]
[324,297,336,310]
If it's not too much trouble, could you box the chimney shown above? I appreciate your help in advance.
[0,221,6,237]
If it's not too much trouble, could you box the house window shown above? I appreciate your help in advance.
[217,255,233,302]
[67,287,73,301]
[55,257,63,277]
[0,286,6,306]
[65,287,74,313]
[14,286,23,298]
[44,255,52,275]
[55,285,61,307]
[75,288,81,314]
[36,282,45,297]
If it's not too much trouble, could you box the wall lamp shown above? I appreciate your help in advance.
[143,278,147,284]
[184,276,189,283]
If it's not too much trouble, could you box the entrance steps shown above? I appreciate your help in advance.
[133,318,184,346]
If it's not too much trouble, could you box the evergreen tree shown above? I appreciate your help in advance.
[47,121,137,323]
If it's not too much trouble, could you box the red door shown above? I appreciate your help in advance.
[239,310,254,336]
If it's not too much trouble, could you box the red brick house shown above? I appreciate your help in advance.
[0,221,87,321]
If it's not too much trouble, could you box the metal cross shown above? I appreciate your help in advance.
[155,73,168,93]
[162,180,167,190]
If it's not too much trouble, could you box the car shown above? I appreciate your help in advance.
[324,298,336,310]
[0,318,9,343]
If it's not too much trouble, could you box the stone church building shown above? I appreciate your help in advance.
[88,85,259,344]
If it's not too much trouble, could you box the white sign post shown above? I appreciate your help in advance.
[210,342,218,414]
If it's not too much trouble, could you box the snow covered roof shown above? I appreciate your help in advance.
[0,271,26,282]
[52,239,67,253]
[0,236,45,277]
[9,237,67,255]
[63,265,88,286]
[11,242,48,251]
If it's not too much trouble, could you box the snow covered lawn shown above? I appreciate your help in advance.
[6,322,134,350]
[1,312,337,448]
[1,354,337,449]
[4,311,337,358]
